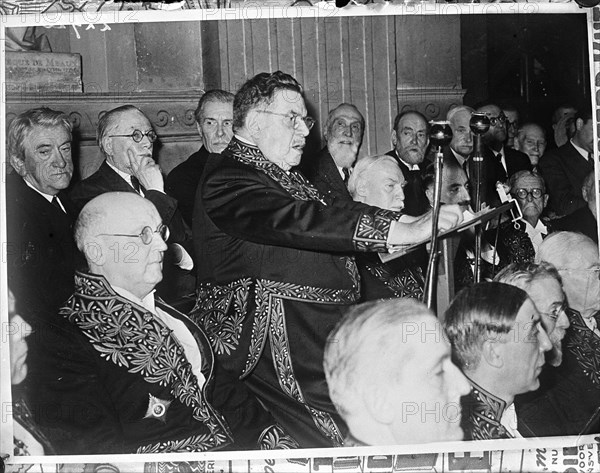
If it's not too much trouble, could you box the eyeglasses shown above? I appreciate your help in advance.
[258,110,315,131]
[488,113,507,127]
[513,188,544,199]
[97,224,169,245]
[538,301,568,321]
[108,129,158,143]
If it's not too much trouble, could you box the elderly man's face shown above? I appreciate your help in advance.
[325,105,364,169]
[17,125,73,195]
[392,113,429,165]
[98,199,168,299]
[518,125,547,167]
[8,290,32,386]
[511,174,548,225]
[359,160,406,212]
[557,240,600,319]
[106,109,155,173]
[449,109,473,158]
[253,89,310,171]
[527,277,569,367]
[478,105,507,148]
[197,100,234,154]
[389,316,470,444]
[497,298,552,396]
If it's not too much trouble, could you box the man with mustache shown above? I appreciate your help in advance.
[444,282,552,439]
[6,107,79,327]
[387,110,431,216]
[301,103,364,203]
[166,90,234,227]
[191,71,463,447]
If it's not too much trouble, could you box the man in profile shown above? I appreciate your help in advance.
[387,110,431,216]
[192,71,462,447]
[30,193,293,454]
[348,155,424,301]
[444,282,552,439]
[539,108,595,217]
[301,103,364,203]
[6,107,79,325]
[324,298,470,446]
[166,89,234,227]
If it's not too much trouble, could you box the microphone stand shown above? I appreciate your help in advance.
[424,121,452,311]
[469,112,490,283]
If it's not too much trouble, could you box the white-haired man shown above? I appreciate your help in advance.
[533,231,600,435]
[301,103,365,203]
[324,298,470,446]
[28,192,293,454]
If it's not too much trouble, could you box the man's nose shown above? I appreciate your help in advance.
[538,326,552,353]
[216,122,225,137]
[297,119,310,138]
[52,148,67,168]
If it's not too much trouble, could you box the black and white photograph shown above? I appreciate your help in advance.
[1,4,600,471]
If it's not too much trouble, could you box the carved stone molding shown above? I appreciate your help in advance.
[396,88,468,121]
[5,91,203,143]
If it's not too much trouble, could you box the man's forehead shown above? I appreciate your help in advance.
[400,113,427,129]
[522,126,545,139]
[201,100,233,117]
[28,124,71,142]
[479,105,501,116]
[114,110,151,129]
[330,106,362,122]
[514,175,543,189]
[452,110,472,126]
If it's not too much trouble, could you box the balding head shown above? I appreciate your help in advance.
[75,192,168,299]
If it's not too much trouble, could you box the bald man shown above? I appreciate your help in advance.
[29,192,294,454]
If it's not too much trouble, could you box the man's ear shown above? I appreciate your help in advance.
[10,156,27,177]
[575,117,585,132]
[481,339,503,369]
[543,193,549,208]
[82,237,107,268]
[196,122,203,140]
[355,178,368,199]
[245,110,262,138]
[363,385,394,425]
[102,135,114,157]
[391,130,398,148]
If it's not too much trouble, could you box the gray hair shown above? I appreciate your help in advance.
[536,231,597,269]
[347,155,399,199]
[508,170,546,194]
[194,89,234,124]
[494,261,562,292]
[446,105,474,124]
[324,298,433,419]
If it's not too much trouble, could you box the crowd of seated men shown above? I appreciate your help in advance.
[5,69,600,454]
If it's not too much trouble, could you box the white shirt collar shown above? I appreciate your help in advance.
[500,403,522,438]
[570,139,590,160]
[234,133,256,146]
[395,152,420,171]
[23,178,55,203]
[112,286,156,314]
[106,161,137,187]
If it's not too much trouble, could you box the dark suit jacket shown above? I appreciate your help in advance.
[166,146,210,228]
[386,149,430,216]
[300,147,352,203]
[30,272,294,454]
[192,137,395,448]
[70,161,188,243]
[5,172,79,323]
[539,141,594,217]
[552,205,598,243]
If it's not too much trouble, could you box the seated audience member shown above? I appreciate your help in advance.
[6,107,79,325]
[551,104,577,149]
[476,103,531,186]
[515,123,547,172]
[553,171,598,243]
[539,107,594,217]
[70,104,193,303]
[493,170,551,267]
[324,298,470,446]
[9,288,55,456]
[444,282,552,440]
[494,262,571,436]
[301,103,364,203]
[191,71,463,448]
[30,192,294,454]
[348,155,424,301]
[534,232,600,435]
[166,90,234,227]
[386,110,431,216]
